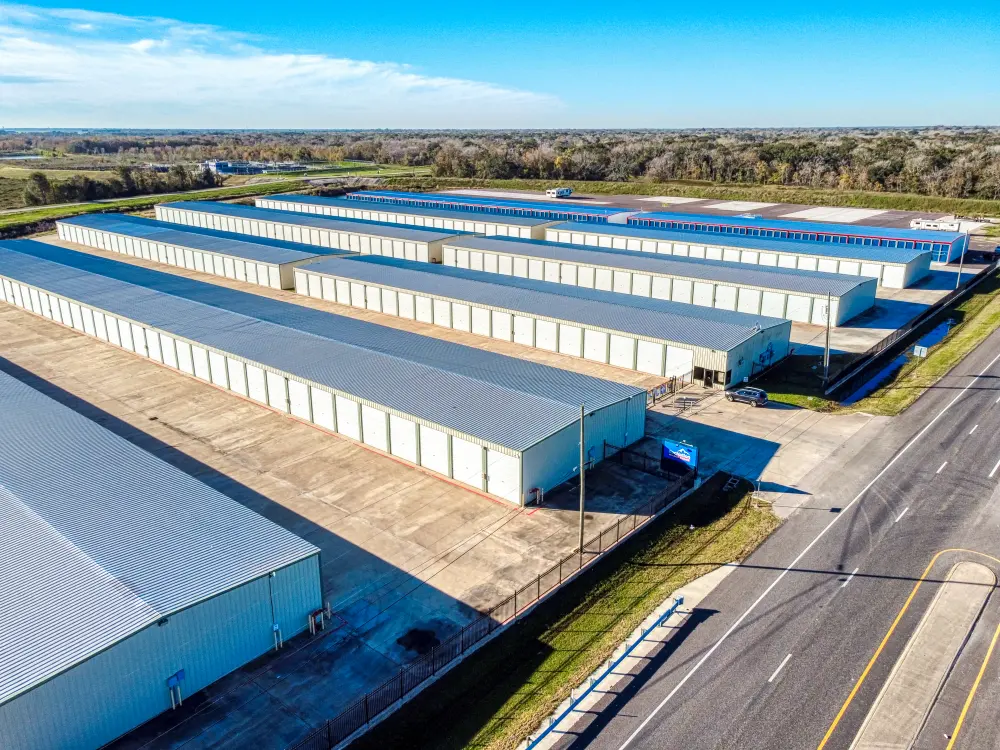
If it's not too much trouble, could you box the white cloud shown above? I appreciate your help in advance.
[0,3,560,127]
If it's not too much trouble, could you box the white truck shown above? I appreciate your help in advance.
[545,187,573,198]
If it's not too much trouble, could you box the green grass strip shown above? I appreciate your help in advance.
[351,474,779,750]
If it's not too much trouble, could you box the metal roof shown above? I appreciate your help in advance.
[0,241,643,453]
[349,190,631,219]
[550,221,931,265]
[633,211,965,244]
[0,368,318,706]
[162,201,468,243]
[263,194,556,227]
[60,213,348,266]
[443,235,873,297]
[304,255,789,351]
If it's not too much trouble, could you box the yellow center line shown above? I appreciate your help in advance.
[817,548,1000,750]
[945,619,1000,750]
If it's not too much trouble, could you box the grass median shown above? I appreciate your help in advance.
[349,473,779,750]
[754,271,1000,416]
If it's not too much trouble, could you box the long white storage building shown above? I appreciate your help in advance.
[156,202,463,263]
[258,194,559,240]
[439,236,875,326]
[295,255,791,388]
[0,240,646,506]
[545,222,931,289]
[57,214,345,290]
[0,369,321,750]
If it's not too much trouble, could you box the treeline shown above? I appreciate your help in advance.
[5,128,1000,201]
[22,166,223,206]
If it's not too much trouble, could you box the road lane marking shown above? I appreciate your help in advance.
[617,347,1000,750]
[896,507,909,523]
[841,568,859,588]
[945,620,1000,749]
[768,654,792,683]
[937,461,948,474]
[970,424,978,435]
[990,458,1000,478]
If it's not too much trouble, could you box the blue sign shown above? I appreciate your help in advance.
[662,440,698,470]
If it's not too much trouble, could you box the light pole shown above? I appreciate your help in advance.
[955,230,969,290]
[578,404,586,554]
[822,291,832,386]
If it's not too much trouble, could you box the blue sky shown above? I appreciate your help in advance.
[1,0,998,128]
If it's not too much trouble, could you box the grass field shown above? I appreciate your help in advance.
[382,176,1000,217]
[754,271,1000,416]
[350,473,779,750]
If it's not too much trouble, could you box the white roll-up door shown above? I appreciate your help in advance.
[636,340,664,375]
[882,265,905,287]
[723,249,740,262]
[176,341,194,374]
[785,295,812,322]
[544,262,559,283]
[381,289,398,316]
[513,316,534,346]
[208,351,228,387]
[491,311,512,340]
[665,346,694,378]
[266,371,288,412]
[737,288,761,314]
[715,286,738,310]
[560,265,578,285]
[558,325,583,356]
[817,259,838,274]
[839,261,861,276]
[93,311,108,340]
[191,345,211,381]
[159,335,177,368]
[528,259,544,280]
[389,415,418,463]
[415,296,433,323]
[471,307,491,336]
[692,282,714,307]
[227,358,248,395]
[536,320,558,351]
[419,425,449,475]
[632,274,652,297]
[861,262,882,281]
[513,257,529,277]
[398,293,415,319]
[336,396,360,439]
[284,379,308,419]
[759,253,777,266]
[584,330,608,362]
[811,298,831,325]
[145,330,162,362]
[760,291,786,318]
[361,405,388,450]
[487,450,520,503]
[578,267,595,288]
[433,298,451,327]
[671,279,693,304]
[798,257,818,271]
[778,255,797,268]
[452,303,471,331]
[651,277,671,300]
[741,251,759,264]
[452,437,484,490]
[245,364,267,403]
[443,246,457,266]
[705,247,722,260]
[118,320,135,352]
[612,271,631,294]
[609,335,636,369]
[498,255,514,275]
[310,388,335,430]
[594,268,613,291]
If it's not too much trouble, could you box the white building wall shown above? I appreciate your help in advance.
[0,556,320,750]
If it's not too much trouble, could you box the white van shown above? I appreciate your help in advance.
[545,187,573,199]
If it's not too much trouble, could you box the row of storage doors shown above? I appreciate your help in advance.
[544,229,894,286]
[58,223,284,289]
[0,276,524,505]
[443,245,835,325]
[259,199,535,239]
[295,268,695,380]
[156,206,433,262]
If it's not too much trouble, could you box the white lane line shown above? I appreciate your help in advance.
[896,507,910,523]
[768,654,793,683]
[841,567,860,588]
[970,424,979,435]
[996,394,1000,404]
[937,461,949,474]
[990,458,1000,479]
[615,346,1000,750]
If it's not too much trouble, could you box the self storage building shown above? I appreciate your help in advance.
[155,201,462,263]
[57,213,344,290]
[439,235,875,326]
[0,369,321,750]
[0,241,646,506]
[257,194,559,240]
[294,255,791,388]
[545,222,931,289]
[629,211,967,263]
[347,190,636,224]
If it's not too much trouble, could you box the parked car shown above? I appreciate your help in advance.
[726,387,769,407]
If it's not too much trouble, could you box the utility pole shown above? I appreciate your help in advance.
[578,404,586,554]
[955,231,968,290]
[823,291,832,386]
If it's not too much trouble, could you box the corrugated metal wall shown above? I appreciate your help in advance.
[0,557,320,750]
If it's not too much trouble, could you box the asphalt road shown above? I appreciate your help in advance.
[559,325,1000,750]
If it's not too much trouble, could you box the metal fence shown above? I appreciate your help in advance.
[288,472,696,750]
[646,376,681,406]
[824,260,999,399]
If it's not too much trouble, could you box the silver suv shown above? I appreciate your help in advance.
[726,387,769,407]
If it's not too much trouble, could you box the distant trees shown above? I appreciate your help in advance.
[20,166,221,206]
[6,128,1000,201]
